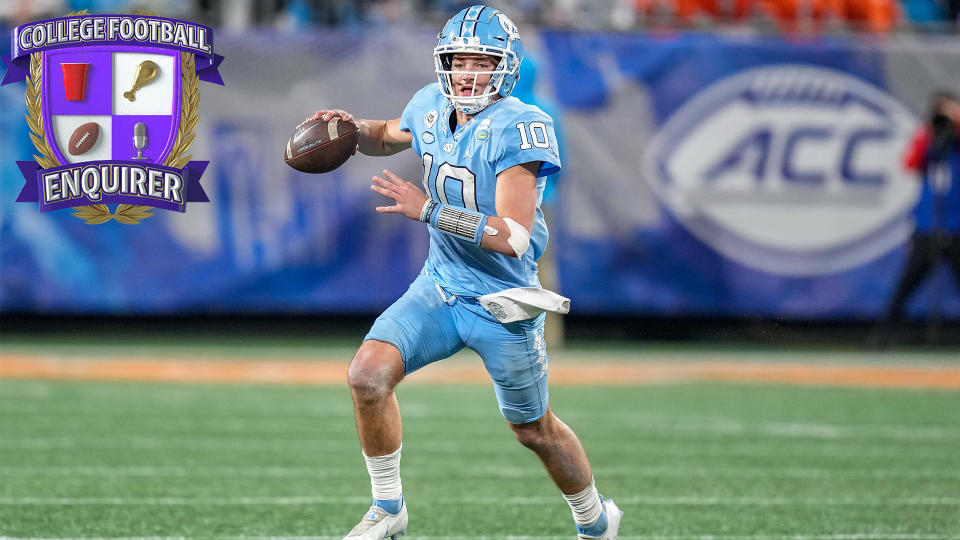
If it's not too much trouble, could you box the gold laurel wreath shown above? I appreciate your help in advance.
[25,10,200,225]
[25,52,58,170]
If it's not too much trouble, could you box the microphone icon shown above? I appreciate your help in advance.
[132,122,148,160]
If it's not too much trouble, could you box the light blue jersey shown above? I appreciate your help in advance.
[399,83,561,297]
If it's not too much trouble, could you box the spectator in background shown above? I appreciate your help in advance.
[901,0,946,26]
[2,0,65,23]
[630,0,900,32]
[658,0,754,25]
[874,90,960,343]
[756,0,898,33]
[834,0,899,32]
[901,0,959,29]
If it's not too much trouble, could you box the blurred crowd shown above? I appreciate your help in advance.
[1,0,959,34]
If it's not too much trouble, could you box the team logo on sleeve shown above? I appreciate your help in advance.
[3,12,224,224]
[424,110,438,129]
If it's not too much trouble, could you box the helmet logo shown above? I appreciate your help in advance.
[496,13,518,39]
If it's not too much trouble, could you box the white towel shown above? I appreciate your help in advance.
[478,287,571,323]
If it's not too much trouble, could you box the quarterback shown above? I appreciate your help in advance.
[309,5,622,539]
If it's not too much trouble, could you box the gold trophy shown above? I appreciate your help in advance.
[123,60,159,102]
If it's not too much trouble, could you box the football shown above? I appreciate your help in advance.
[68,122,100,156]
[284,116,360,174]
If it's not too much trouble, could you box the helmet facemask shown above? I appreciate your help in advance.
[434,36,519,115]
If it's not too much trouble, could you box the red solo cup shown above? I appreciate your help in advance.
[61,63,90,101]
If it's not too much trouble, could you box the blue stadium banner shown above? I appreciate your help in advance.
[542,31,956,318]
[1,29,957,318]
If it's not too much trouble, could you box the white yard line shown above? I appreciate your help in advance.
[3,406,960,443]
[3,437,956,461]
[616,420,960,441]
[1,495,958,506]
[4,417,959,442]
[1,464,958,480]
[1,534,954,540]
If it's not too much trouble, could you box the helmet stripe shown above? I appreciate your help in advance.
[466,5,483,20]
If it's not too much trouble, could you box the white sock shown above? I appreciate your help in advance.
[563,477,603,526]
[363,444,402,501]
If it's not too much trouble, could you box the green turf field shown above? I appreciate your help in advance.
[2,367,959,539]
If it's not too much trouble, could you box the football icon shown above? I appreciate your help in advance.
[284,116,360,174]
[68,122,100,156]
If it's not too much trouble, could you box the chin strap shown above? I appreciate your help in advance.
[451,93,495,115]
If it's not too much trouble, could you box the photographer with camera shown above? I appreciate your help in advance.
[873,90,960,345]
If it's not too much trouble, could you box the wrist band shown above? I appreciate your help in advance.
[419,199,438,223]
[430,203,488,245]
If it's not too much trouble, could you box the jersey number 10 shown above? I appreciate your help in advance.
[421,152,479,211]
[516,121,550,150]
[419,123,550,212]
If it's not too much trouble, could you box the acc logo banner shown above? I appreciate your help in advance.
[2,13,225,224]
[644,65,919,276]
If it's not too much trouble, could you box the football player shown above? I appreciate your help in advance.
[309,5,622,539]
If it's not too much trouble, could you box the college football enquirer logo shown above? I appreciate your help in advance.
[2,12,224,224]
[644,65,920,276]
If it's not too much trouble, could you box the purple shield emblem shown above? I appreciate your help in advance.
[5,13,223,223]
[42,46,181,166]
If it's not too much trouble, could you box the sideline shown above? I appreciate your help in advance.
[2,355,960,388]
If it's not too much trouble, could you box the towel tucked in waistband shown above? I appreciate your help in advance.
[477,287,571,323]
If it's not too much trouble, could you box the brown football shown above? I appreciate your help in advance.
[68,122,100,156]
[284,116,360,174]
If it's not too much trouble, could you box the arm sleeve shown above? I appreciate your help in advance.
[494,110,562,178]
